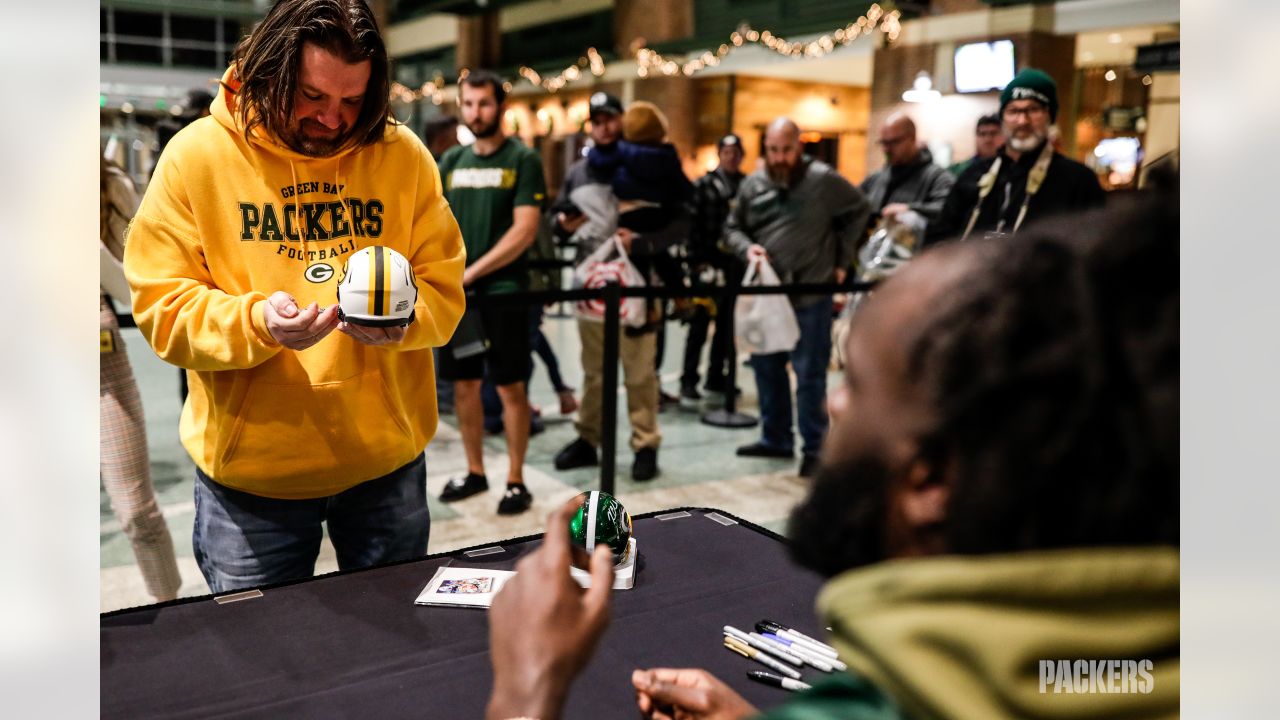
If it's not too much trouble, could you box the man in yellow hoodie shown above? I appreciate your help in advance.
[483,191,1178,720]
[124,0,465,594]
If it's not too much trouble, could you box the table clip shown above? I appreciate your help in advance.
[214,589,264,605]
[705,512,738,526]
[463,546,505,558]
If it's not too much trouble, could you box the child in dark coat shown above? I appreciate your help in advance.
[587,101,692,234]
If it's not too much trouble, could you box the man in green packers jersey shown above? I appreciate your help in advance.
[435,70,547,516]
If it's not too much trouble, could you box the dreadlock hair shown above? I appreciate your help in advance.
[908,191,1179,555]
[229,0,391,151]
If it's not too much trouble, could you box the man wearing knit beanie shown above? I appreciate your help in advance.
[930,67,1105,243]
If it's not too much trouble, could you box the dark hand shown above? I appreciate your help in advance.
[486,498,616,720]
[632,668,759,720]
[263,291,339,350]
[338,321,407,346]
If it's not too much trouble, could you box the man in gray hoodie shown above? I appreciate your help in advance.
[724,118,872,477]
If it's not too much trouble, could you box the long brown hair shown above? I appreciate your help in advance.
[229,0,391,151]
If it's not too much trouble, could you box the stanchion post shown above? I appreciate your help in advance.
[599,281,621,495]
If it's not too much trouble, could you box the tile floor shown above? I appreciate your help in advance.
[101,311,828,612]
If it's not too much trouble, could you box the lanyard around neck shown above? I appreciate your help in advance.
[960,140,1055,241]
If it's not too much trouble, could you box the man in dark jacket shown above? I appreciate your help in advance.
[724,118,872,478]
[679,134,746,406]
[859,112,954,228]
[930,68,1105,244]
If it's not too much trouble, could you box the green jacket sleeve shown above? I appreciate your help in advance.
[754,674,906,720]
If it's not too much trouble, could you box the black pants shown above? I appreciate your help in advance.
[680,303,732,392]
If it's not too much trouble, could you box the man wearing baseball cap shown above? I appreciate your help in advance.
[548,91,624,241]
[679,133,746,407]
[932,67,1104,243]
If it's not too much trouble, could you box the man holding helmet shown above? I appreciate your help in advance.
[125,0,465,593]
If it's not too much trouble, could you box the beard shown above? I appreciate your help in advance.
[767,159,803,187]
[467,116,501,139]
[786,454,894,578]
[1006,127,1048,154]
[286,119,352,158]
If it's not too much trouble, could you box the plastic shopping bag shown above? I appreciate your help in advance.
[734,256,800,355]
[573,235,648,328]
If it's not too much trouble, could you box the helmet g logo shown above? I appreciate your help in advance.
[305,263,334,283]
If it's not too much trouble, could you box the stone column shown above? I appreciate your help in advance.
[456,12,501,71]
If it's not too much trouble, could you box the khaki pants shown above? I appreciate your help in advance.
[576,319,661,451]
[101,296,183,602]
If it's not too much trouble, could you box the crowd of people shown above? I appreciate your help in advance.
[99,0,1176,717]
[102,0,1121,593]
[100,1,1179,712]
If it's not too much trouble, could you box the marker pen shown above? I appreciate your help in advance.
[758,620,840,658]
[747,670,812,692]
[760,633,837,672]
[723,638,802,679]
[747,627,819,666]
[723,626,803,667]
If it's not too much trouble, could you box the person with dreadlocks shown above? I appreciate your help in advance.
[481,188,1178,720]
[124,0,465,593]
[930,68,1105,244]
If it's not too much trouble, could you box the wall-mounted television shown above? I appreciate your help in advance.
[954,40,1016,93]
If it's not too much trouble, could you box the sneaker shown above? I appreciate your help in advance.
[632,447,659,481]
[439,472,488,502]
[679,385,702,411]
[497,483,533,515]
[736,442,794,459]
[798,454,820,478]
[658,389,680,412]
[554,437,599,470]
[558,389,579,415]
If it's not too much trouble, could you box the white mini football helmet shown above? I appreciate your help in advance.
[335,246,418,327]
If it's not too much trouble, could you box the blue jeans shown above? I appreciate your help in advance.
[193,454,430,593]
[748,297,834,459]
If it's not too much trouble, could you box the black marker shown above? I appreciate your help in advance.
[747,670,812,692]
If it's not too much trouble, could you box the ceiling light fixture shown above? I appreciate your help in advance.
[902,71,941,103]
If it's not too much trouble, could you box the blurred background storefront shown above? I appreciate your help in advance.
[101,0,1178,193]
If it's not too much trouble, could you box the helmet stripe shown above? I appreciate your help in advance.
[586,490,599,554]
[371,246,386,316]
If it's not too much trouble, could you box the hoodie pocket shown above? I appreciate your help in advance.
[213,370,419,492]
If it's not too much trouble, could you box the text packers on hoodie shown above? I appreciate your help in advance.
[125,67,466,499]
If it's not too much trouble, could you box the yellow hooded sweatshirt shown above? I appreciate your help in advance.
[124,68,466,499]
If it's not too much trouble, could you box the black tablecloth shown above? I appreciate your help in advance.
[102,507,829,718]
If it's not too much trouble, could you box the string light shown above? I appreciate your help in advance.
[390,70,448,105]
[389,3,903,101]
[518,47,607,93]
[634,3,902,80]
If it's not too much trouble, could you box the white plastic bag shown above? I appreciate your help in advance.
[573,235,648,328]
[735,256,800,355]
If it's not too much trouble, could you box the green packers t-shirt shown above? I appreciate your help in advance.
[437,137,547,294]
